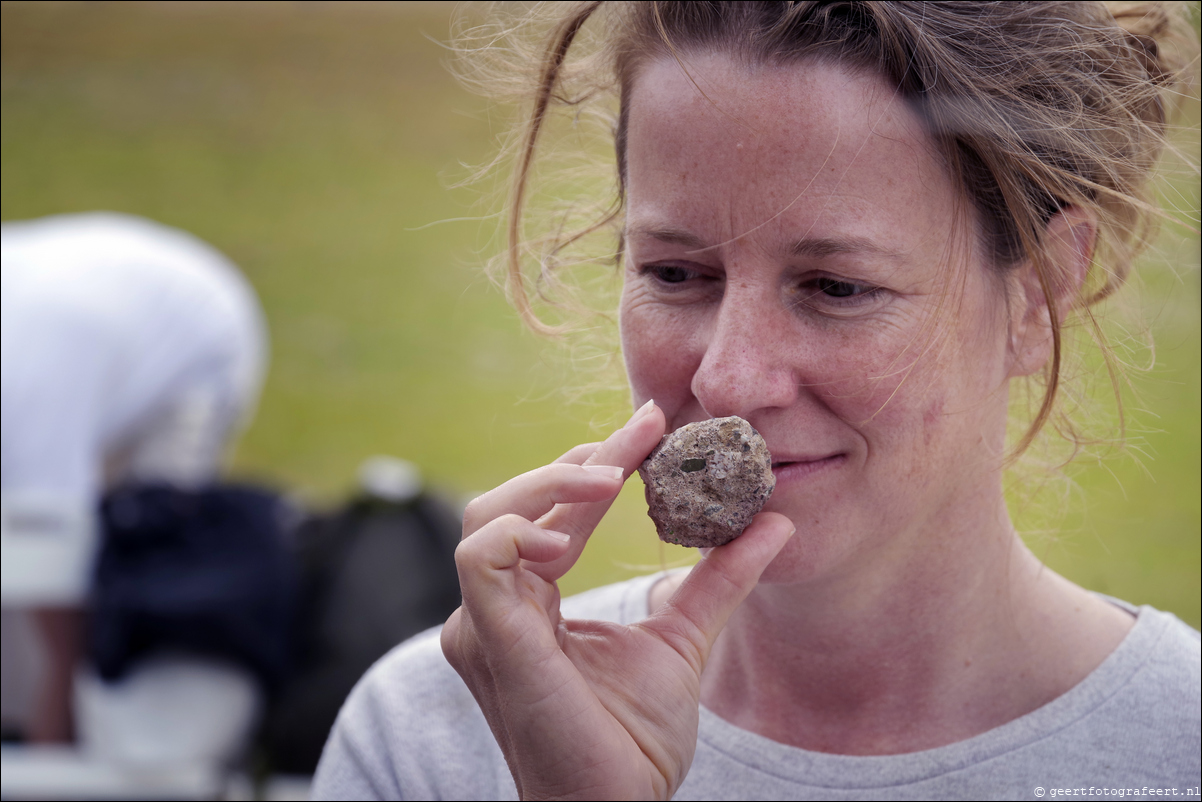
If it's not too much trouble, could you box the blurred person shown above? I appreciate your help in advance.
[313,2,1201,800]
[1,211,266,743]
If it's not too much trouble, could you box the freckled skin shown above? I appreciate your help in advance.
[620,56,1013,586]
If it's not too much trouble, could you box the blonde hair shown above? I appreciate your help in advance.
[455,1,1198,453]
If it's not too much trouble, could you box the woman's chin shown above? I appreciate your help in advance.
[751,520,858,587]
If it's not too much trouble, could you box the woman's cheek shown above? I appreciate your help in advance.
[805,324,930,426]
[620,297,708,410]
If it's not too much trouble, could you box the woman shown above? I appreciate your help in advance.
[314,3,1199,799]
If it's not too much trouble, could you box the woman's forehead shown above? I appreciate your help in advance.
[623,54,958,256]
[624,54,930,160]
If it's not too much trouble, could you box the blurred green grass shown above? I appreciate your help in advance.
[2,2,1197,622]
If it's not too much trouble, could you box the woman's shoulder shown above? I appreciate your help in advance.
[311,625,504,801]
[1100,597,1198,672]
[310,572,666,800]
[983,602,1200,788]
[967,601,1199,783]
[1114,603,1200,706]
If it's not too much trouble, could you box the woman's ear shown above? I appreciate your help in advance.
[1006,206,1097,378]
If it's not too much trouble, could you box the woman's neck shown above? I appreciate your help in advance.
[680,507,1134,755]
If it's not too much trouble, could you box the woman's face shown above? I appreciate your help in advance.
[620,55,1025,584]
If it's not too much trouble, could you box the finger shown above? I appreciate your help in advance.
[456,514,573,610]
[462,463,624,538]
[578,400,662,479]
[644,512,795,671]
[554,442,602,465]
[528,401,667,580]
[451,515,571,686]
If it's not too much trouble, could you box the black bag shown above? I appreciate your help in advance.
[89,483,298,693]
[260,491,462,774]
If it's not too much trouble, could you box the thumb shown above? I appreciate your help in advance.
[643,512,795,671]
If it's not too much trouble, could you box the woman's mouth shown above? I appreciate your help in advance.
[771,454,845,481]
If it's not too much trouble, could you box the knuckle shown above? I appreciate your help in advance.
[440,609,484,678]
[492,512,530,531]
[453,535,485,574]
[702,554,744,597]
[454,514,529,569]
[461,494,489,536]
[529,462,569,490]
[555,442,600,464]
[440,610,463,661]
[453,535,480,569]
[653,614,708,672]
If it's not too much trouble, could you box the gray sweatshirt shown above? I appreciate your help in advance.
[313,573,1201,801]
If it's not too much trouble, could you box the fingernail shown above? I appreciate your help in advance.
[583,464,624,480]
[544,529,572,543]
[624,399,656,429]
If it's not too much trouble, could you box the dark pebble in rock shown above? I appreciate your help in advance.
[637,416,775,548]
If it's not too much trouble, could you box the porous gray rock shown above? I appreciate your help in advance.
[638,416,775,548]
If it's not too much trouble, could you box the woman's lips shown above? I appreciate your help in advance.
[771,454,845,481]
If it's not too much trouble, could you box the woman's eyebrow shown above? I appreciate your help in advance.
[628,225,899,260]
[627,225,708,249]
[789,235,900,260]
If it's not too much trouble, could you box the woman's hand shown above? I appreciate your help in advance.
[441,401,795,800]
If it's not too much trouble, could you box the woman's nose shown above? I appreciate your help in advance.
[690,284,799,420]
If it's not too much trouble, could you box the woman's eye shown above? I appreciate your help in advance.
[816,277,868,298]
[646,264,697,284]
[793,275,882,312]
